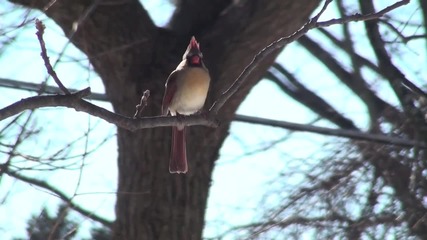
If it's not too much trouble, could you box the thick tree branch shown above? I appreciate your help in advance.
[314,28,408,127]
[358,1,427,237]
[316,28,381,75]
[359,0,427,149]
[5,170,112,227]
[0,88,218,130]
[298,35,393,119]
[267,63,358,130]
[360,1,420,109]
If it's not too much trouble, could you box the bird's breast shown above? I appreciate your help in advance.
[171,67,210,115]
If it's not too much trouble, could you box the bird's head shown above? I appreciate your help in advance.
[183,36,203,66]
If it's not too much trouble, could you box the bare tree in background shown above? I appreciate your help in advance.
[1,0,426,239]
[220,1,427,239]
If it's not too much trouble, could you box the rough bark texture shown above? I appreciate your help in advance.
[9,0,318,239]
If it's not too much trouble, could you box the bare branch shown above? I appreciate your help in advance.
[379,19,427,43]
[0,88,218,130]
[0,78,108,101]
[5,170,113,227]
[133,90,150,119]
[297,34,395,121]
[234,114,426,148]
[316,28,381,74]
[360,0,426,123]
[267,63,358,130]
[316,0,410,28]
[35,19,70,95]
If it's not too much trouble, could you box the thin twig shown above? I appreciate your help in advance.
[133,90,150,119]
[35,19,71,95]
[316,0,410,27]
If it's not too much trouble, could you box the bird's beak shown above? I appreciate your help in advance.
[189,36,200,51]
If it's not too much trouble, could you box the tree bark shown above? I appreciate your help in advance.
[9,0,318,239]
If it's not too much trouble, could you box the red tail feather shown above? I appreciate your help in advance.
[169,126,187,173]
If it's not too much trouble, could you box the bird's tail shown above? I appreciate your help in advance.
[169,126,187,173]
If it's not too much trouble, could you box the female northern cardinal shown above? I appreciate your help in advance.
[161,37,210,173]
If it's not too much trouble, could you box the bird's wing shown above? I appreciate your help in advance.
[161,70,179,115]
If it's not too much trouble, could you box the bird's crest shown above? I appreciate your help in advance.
[189,36,200,50]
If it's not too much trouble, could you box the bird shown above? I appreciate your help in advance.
[161,36,210,174]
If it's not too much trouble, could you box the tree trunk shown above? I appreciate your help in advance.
[9,0,318,239]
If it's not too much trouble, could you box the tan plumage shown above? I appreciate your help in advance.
[161,36,210,173]
[166,66,210,116]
